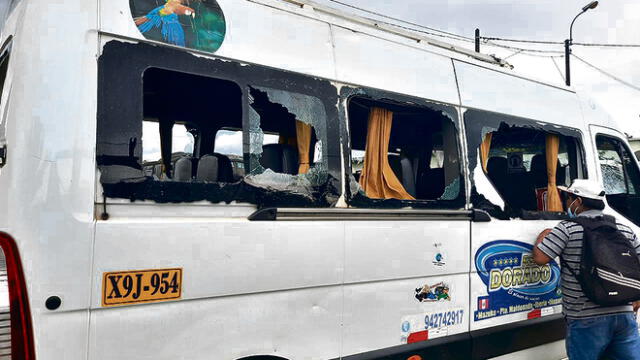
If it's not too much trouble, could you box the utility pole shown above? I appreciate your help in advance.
[566,1,599,86]
[565,39,571,86]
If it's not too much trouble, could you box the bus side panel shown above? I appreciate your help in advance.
[341,220,470,356]
[99,0,337,80]
[4,0,99,359]
[90,219,345,359]
[332,26,460,106]
[454,60,582,127]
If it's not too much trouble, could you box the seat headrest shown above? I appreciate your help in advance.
[487,157,507,175]
[260,144,299,175]
[530,154,546,174]
[196,155,220,182]
[174,156,193,181]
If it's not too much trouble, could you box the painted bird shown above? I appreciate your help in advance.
[134,0,196,47]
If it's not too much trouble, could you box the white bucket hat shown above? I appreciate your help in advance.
[558,179,606,201]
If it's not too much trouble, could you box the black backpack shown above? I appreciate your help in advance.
[562,215,640,306]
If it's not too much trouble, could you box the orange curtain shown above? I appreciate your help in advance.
[480,132,493,172]
[278,135,296,146]
[546,134,563,212]
[296,121,312,174]
[359,107,415,200]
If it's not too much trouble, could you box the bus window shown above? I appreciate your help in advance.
[596,135,640,226]
[477,124,584,216]
[246,86,328,187]
[347,96,462,206]
[141,67,242,183]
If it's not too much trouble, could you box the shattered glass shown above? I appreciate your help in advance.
[598,149,626,194]
[248,105,265,175]
[439,177,460,201]
[247,86,329,188]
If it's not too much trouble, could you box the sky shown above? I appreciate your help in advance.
[312,0,640,138]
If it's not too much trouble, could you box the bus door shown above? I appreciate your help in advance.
[464,110,587,356]
[590,125,640,230]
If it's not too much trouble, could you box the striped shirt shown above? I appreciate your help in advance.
[537,210,640,319]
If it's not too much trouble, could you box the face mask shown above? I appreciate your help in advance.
[567,199,578,218]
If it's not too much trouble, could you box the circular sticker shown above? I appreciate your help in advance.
[130,0,226,53]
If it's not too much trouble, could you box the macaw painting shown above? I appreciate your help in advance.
[130,0,226,52]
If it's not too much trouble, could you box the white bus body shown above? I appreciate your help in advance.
[0,1,639,359]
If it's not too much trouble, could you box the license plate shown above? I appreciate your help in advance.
[102,268,182,307]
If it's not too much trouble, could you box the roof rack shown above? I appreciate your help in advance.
[273,0,513,68]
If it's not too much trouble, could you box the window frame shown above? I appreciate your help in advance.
[340,86,467,210]
[97,41,341,207]
[464,109,588,220]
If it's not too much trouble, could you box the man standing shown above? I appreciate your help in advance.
[532,179,640,360]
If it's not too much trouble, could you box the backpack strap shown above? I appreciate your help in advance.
[567,215,617,231]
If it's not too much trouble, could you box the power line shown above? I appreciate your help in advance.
[483,36,640,48]
[571,53,640,92]
[325,0,474,42]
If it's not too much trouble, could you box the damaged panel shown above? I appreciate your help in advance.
[97,41,341,207]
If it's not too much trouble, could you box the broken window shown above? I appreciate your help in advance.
[472,121,584,217]
[245,86,328,191]
[97,41,340,207]
[347,96,462,207]
[596,135,640,226]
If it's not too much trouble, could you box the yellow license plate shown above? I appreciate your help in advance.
[102,268,182,307]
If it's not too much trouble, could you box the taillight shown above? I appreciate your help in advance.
[0,232,35,359]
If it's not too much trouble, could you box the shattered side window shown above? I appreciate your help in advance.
[246,86,328,191]
[465,113,586,218]
[346,96,463,208]
[97,42,341,207]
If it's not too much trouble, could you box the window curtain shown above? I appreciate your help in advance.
[359,107,415,200]
[480,132,493,172]
[546,134,563,211]
[296,121,312,174]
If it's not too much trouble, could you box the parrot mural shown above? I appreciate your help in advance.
[131,0,227,52]
[134,0,195,47]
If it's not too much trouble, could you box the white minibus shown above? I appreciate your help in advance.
[1,0,639,359]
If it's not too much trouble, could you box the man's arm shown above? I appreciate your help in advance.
[533,228,554,265]
[533,222,570,266]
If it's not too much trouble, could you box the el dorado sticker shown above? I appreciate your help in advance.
[474,240,561,321]
[130,0,226,52]
[102,268,182,307]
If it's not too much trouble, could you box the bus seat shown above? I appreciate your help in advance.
[387,153,403,183]
[174,156,193,182]
[531,154,565,185]
[387,153,416,197]
[153,164,163,179]
[260,144,299,175]
[417,168,444,200]
[487,156,508,195]
[400,154,416,197]
[197,153,234,183]
[530,154,547,188]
